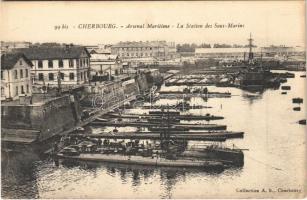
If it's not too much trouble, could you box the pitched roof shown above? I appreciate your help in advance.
[13,46,91,60]
[1,53,33,70]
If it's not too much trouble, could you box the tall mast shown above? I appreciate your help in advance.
[248,33,254,62]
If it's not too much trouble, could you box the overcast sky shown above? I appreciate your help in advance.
[0,1,305,47]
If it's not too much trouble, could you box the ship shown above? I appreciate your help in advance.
[235,34,269,91]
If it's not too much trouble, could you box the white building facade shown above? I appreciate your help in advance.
[1,53,33,100]
[14,46,91,86]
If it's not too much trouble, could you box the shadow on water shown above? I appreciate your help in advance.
[58,159,232,199]
[1,150,41,199]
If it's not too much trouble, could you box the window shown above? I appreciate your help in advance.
[38,73,44,81]
[19,60,22,65]
[14,70,18,79]
[38,60,43,68]
[1,71,4,80]
[127,53,129,56]
[21,85,24,94]
[69,59,74,67]
[60,73,64,80]
[49,73,54,81]
[76,59,79,68]
[87,59,89,66]
[48,60,53,68]
[58,59,63,68]
[80,72,83,81]
[69,73,74,80]
[15,86,18,96]
[26,84,29,93]
[1,87,4,96]
[20,69,23,78]
[25,69,28,78]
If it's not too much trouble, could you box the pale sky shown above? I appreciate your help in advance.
[0,1,305,47]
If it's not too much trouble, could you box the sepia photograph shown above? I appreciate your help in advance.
[0,1,306,199]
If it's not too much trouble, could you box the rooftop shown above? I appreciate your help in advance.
[1,52,33,70]
[113,41,168,48]
[13,45,90,60]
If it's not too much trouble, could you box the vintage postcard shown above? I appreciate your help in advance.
[0,1,306,199]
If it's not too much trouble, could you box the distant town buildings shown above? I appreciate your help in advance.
[1,53,33,101]
[1,41,32,53]
[260,45,305,60]
[13,45,91,86]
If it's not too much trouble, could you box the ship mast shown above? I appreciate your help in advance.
[248,33,254,63]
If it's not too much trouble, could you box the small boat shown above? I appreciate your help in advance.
[60,147,80,156]
[281,92,287,95]
[298,119,306,125]
[75,127,85,133]
[293,107,301,111]
[281,86,291,90]
[292,98,303,104]
[96,117,109,122]
[300,75,306,78]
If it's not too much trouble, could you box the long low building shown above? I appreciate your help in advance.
[195,46,305,61]
[195,47,261,61]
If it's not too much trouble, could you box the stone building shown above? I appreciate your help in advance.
[1,53,33,101]
[111,41,176,60]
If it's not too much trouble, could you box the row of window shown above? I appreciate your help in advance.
[2,84,30,96]
[37,72,87,81]
[1,69,29,80]
[36,58,89,69]
[119,47,154,51]
[121,53,154,57]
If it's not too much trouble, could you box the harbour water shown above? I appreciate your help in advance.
[1,71,306,199]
